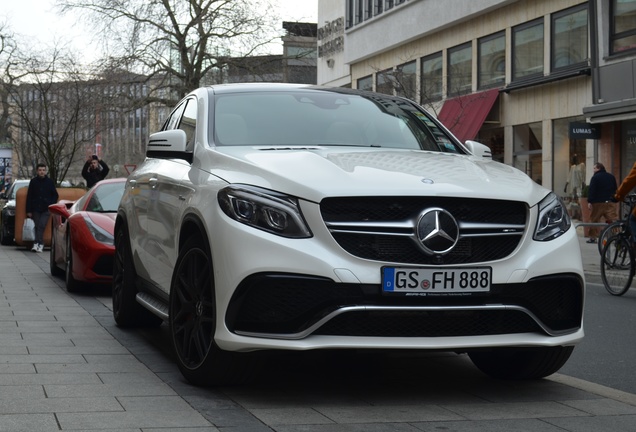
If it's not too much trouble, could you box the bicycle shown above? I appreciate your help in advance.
[597,193,636,255]
[601,218,635,296]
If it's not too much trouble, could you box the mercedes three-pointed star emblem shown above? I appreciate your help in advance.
[416,208,459,255]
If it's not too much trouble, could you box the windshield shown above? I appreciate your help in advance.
[79,182,125,213]
[213,90,465,153]
[9,182,29,200]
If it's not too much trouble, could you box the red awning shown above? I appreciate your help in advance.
[436,89,499,143]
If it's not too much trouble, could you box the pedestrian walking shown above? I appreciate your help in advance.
[82,154,109,188]
[25,163,58,252]
[587,162,618,243]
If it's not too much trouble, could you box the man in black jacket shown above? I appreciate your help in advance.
[587,162,618,244]
[82,154,109,188]
[26,163,59,252]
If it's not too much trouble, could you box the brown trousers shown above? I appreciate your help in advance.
[589,202,619,239]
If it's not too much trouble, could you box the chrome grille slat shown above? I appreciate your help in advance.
[320,197,527,264]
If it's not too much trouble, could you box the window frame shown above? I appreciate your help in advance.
[420,52,443,102]
[447,42,473,96]
[512,18,545,81]
[610,0,636,55]
[478,31,506,90]
[551,4,589,71]
[357,75,373,91]
[395,60,417,100]
[375,68,395,95]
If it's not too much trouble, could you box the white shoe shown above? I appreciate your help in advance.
[31,243,38,252]
[37,244,44,253]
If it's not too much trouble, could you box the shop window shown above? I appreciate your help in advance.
[513,19,544,81]
[375,69,394,95]
[513,122,543,184]
[357,75,373,91]
[395,61,417,100]
[554,117,586,203]
[478,32,505,89]
[611,0,636,54]
[421,52,443,102]
[552,5,589,69]
[448,42,472,96]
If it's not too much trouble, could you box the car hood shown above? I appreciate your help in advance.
[83,212,117,234]
[202,146,549,206]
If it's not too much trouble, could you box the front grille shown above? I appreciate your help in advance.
[320,197,527,264]
[226,274,584,338]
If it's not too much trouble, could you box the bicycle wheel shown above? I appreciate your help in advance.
[598,221,623,256]
[601,235,635,296]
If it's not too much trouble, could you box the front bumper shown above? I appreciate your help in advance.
[209,200,585,353]
[226,273,583,339]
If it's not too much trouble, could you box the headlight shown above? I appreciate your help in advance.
[218,185,312,238]
[6,209,15,217]
[533,192,571,241]
[82,215,114,245]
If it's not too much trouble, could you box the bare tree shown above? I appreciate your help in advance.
[6,47,100,184]
[57,0,281,106]
[0,23,19,146]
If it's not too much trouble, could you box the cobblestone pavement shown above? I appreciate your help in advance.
[0,239,634,432]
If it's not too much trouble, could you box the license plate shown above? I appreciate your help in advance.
[382,267,491,296]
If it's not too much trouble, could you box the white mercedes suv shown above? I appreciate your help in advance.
[114,83,584,385]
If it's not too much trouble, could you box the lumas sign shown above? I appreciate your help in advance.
[569,122,600,140]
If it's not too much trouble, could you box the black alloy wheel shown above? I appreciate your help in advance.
[49,221,64,277]
[64,233,82,292]
[169,235,250,386]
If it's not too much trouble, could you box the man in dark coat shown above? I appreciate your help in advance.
[26,163,59,252]
[82,154,109,188]
[587,162,618,244]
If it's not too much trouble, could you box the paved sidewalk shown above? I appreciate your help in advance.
[0,239,634,431]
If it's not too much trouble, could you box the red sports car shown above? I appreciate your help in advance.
[49,178,126,292]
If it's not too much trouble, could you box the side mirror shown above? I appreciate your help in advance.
[146,129,192,163]
[464,140,493,160]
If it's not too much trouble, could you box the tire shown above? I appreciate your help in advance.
[601,235,635,296]
[468,346,575,380]
[169,235,250,386]
[49,225,64,277]
[598,221,623,256]
[65,233,82,293]
[112,222,162,328]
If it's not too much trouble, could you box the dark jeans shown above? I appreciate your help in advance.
[32,211,49,245]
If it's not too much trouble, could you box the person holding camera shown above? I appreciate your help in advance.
[81,154,110,188]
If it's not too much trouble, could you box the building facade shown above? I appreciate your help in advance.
[318,0,602,204]
[584,0,636,182]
